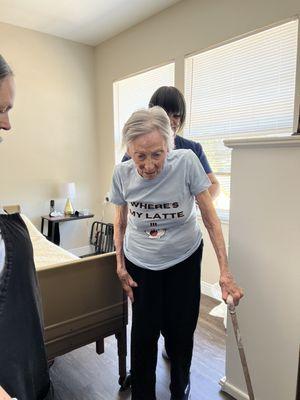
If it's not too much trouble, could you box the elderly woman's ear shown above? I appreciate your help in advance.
[127,144,134,158]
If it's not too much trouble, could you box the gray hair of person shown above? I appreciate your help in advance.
[0,55,13,84]
[122,106,174,151]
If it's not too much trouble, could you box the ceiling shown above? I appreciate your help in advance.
[0,0,181,46]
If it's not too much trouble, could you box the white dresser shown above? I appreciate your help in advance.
[220,136,300,400]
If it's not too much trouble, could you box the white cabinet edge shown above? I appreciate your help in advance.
[224,135,300,149]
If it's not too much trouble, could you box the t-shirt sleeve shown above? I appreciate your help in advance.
[110,166,127,205]
[187,150,211,196]
[193,142,212,174]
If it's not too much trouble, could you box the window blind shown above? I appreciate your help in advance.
[184,19,299,220]
[113,63,175,163]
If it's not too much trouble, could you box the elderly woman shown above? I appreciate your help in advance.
[0,55,53,399]
[110,106,243,400]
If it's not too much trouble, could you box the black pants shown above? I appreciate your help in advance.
[126,241,203,400]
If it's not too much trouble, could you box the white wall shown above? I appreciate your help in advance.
[95,0,300,284]
[0,22,99,249]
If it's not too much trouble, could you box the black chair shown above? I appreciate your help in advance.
[81,221,114,257]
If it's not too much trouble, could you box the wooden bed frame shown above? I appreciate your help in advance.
[4,206,129,389]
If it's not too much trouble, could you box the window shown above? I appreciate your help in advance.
[184,19,299,221]
[113,63,175,163]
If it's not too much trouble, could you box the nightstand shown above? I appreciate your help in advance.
[41,214,94,245]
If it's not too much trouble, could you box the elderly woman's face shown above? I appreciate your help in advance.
[0,76,15,132]
[128,129,168,180]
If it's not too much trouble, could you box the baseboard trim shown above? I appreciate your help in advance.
[219,377,249,400]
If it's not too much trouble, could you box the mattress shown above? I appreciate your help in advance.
[21,214,78,270]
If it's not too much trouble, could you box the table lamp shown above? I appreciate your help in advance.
[60,182,76,215]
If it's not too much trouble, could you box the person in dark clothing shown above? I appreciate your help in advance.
[0,54,53,400]
[122,86,220,200]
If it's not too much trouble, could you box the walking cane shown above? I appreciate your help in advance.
[227,295,255,400]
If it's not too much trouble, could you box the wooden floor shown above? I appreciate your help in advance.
[50,295,235,400]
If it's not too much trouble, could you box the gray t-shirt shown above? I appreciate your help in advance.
[110,149,211,270]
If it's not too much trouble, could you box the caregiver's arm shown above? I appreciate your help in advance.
[0,386,16,400]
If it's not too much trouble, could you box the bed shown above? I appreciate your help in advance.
[4,205,129,389]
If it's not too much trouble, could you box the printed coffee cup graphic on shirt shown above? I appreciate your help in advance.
[145,229,166,239]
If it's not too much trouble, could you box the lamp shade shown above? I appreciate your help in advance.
[59,182,76,199]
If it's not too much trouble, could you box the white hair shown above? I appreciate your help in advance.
[122,106,174,152]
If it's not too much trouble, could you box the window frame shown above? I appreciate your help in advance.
[183,17,300,222]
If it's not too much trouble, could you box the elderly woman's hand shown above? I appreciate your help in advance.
[219,271,244,306]
[117,267,138,303]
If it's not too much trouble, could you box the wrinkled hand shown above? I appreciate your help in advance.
[219,271,244,306]
[117,267,138,302]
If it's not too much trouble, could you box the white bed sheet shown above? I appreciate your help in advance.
[21,214,78,270]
